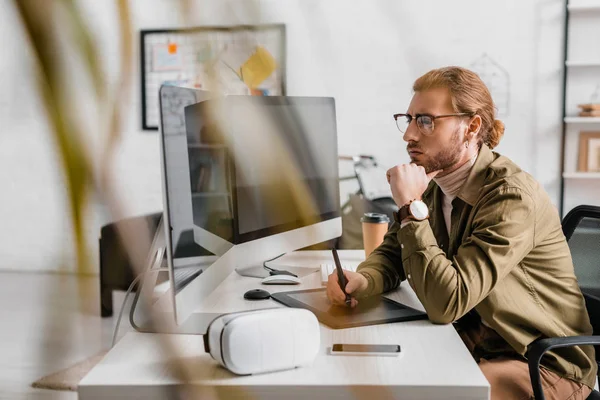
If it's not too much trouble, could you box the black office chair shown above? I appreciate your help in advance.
[528,205,600,400]
[99,212,163,317]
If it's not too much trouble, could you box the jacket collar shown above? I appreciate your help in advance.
[423,144,494,206]
[458,144,494,206]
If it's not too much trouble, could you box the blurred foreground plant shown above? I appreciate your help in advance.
[13,1,316,397]
[12,0,216,397]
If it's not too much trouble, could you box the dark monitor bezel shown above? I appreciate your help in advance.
[186,95,341,245]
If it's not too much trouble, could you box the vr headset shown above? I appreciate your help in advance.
[203,308,320,375]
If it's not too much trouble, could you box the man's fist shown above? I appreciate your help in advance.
[386,164,441,207]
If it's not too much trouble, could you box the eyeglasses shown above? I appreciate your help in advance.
[393,112,473,136]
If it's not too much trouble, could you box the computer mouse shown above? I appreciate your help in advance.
[244,288,271,300]
[261,275,302,285]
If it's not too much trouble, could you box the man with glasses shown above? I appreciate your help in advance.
[326,66,595,399]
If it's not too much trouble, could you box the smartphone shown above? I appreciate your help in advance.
[330,344,401,356]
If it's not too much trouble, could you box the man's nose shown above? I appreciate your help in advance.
[403,119,420,142]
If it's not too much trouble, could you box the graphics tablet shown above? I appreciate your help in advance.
[270,288,428,329]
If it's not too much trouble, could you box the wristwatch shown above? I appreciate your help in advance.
[394,199,429,222]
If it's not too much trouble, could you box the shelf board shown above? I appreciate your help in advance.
[567,4,600,12]
[564,117,600,123]
[563,172,600,179]
[565,61,600,67]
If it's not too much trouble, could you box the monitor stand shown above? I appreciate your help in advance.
[235,265,271,278]
[235,265,319,279]
[130,216,222,335]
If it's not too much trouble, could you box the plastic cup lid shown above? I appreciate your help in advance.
[360,212,390,223]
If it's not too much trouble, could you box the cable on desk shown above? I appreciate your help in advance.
[262,252,286,271]
[111,267,169,348]
[263,253,299,277]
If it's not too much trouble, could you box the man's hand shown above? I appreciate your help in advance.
[326,270,368,308]
[386,164,441,207]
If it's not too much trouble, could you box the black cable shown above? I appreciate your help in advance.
[262,253,298,277]
[262,252,286,271]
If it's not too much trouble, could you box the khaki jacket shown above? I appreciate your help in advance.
[357,144,597,388]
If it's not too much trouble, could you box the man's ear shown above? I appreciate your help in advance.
[468,115,482,140]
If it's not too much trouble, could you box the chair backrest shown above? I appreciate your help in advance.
[563,205,600,364]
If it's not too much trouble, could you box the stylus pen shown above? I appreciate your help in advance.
[332,249,352,306]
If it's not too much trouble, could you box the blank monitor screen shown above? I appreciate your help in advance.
[184,96,340,244]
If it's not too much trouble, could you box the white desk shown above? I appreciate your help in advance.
[79,250,490,399]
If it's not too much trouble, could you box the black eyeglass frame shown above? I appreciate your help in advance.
[393,112,474,135]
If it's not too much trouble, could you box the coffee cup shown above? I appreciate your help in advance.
[361,213,390,258]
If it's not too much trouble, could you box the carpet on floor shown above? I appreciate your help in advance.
[31,350,108,391]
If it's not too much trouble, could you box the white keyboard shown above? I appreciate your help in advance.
[320,263,359,286]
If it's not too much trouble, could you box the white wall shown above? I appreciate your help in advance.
[0,0,566,273]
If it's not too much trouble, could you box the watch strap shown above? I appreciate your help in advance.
[395,200,428,222]
[397,204,412,221]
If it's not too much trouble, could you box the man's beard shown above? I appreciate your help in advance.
[410,128,463,174]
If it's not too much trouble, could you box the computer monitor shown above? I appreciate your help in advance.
[184,95,340,252]
[157,86,342,327]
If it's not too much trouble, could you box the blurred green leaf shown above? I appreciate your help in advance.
[14,0,93,273]
[63,0,106,100]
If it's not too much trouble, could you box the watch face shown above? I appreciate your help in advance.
[409,200,429,220]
